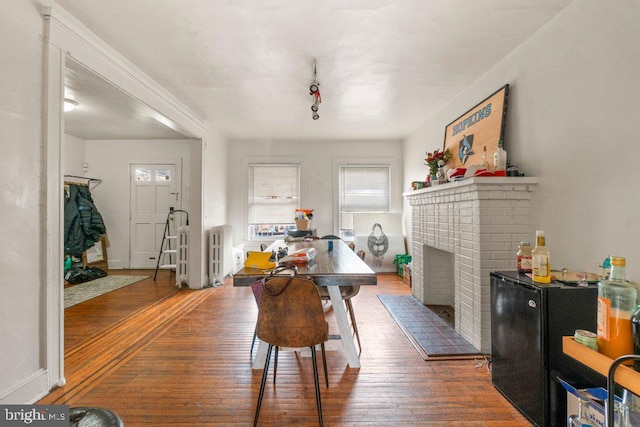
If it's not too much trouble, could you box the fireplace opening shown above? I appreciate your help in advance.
[426,304,454,328]
[421,244,454,306]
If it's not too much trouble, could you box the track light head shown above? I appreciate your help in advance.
[309,62,321,120]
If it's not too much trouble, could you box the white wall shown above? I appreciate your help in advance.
[404,0,640,279]
[228,140,403,251]
[202,129,229,283]
[84,139,197,268]
[62,134,86,176]
[202,129,228,228]
[0,1,49,403]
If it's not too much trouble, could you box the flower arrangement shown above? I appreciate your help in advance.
[425,148,452,176]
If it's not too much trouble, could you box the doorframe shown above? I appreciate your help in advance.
[43,4,208,393]
[129,160,183,268]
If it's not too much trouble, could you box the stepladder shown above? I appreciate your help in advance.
[154,207,189,281]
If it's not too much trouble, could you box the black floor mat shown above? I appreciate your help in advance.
[378,294,481,360]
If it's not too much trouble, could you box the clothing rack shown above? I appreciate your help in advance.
[64,175,102,191]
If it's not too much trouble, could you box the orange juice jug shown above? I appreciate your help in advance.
[597,257,637,359]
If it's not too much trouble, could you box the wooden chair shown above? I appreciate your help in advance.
[249,280,264,356]
[317,250,365,354]
[259,243,268,251]
[254,273,329,426]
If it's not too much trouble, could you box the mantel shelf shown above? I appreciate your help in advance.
[403,176,538,197]
[562,336,640,395]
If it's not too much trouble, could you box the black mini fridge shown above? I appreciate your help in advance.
[490,271,605,426]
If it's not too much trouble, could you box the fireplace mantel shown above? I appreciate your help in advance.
[404,177,538,353]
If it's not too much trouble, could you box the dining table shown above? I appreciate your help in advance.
[233,238,377,368]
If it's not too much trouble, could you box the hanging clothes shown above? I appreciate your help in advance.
[64,184,106,257]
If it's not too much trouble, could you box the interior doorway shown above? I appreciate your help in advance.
[44,12,208,394]
[61,58,192,345]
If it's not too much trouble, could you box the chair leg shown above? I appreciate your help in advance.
[250,327,257,355]
[320,343,328,388]
[310,346,323,427]
[346,299,361,354]
[273,346,279,384]
[254,344,273,427]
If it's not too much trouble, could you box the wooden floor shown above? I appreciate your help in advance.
[40,270,531,426]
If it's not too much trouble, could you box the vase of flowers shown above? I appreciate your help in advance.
[425,148,452,185]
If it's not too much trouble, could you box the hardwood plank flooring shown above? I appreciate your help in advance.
[41,272,531,426]
[64,269,177,349]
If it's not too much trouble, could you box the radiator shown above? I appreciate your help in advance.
[209,224,233,286]
[176,225,189,287]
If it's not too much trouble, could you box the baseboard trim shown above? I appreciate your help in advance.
[0,369,50,404]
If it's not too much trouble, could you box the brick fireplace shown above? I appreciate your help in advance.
[404,177,537,353]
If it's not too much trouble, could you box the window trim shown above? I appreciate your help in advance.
[333,157,398,240]
[244,158,304,241]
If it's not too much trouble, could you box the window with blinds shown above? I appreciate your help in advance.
[248,164,300,239]
[339,165,390,240]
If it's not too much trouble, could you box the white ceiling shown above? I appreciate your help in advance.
[57,0,573,141]
[64,58,188,139]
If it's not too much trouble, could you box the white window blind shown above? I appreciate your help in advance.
[248,164,299,236]
[339,165,390,238]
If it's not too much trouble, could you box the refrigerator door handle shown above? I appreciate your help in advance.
[528,299,537,308]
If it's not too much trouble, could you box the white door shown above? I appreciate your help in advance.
[130,163,181,268]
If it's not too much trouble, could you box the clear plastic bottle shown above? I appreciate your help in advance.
[517,242,532,274]
[567,396,591,427]
[597,257,637,359]
[532,230,551,283]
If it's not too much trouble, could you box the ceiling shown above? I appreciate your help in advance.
[57,0,573,141]
[64,58,189,139]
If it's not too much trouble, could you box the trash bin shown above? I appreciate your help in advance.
[393,254,412,277]
[69,407,124,427]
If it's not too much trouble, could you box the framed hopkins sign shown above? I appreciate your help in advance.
[443,84,509,169]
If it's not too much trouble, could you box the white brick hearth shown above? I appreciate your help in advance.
[404,177,537,354]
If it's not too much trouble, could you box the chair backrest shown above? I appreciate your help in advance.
[250,279,263,304]
[357,250,365,261]
[320,235,341,240]
[348,242,355,251]
[257,276,328,348]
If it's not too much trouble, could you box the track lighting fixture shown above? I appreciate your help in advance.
[309,63,321,120]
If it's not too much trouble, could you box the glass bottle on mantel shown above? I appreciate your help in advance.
[481,145,491,170]
[493,139,507,176]
[597,257,637,360]
[531,230,551,283]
